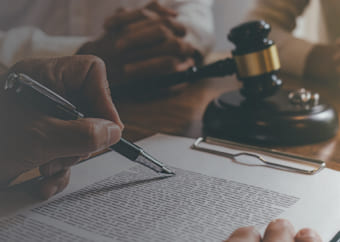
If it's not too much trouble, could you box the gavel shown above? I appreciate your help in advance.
[119,20,282,100]
[180,20,336,145]
[112,20,338,145]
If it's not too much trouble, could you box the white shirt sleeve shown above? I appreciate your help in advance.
[0,26,88,68]
[246,0,315,77]
[164,0,215,56]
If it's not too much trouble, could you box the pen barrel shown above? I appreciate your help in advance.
[5,73,83,120]
[4,73,172,188]
[19,89,82,120]
[111,138,141,161]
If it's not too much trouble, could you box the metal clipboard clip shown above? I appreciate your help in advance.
[192,137,325,175]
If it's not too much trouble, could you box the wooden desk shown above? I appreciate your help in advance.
[115,74,340,171]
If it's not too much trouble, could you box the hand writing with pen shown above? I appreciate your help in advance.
[0,55,322,241]
[0,56,123,199]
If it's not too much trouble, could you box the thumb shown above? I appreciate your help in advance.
[43,117,122,163]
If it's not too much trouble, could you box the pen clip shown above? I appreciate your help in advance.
[5,73,78,112]
[4,73,84,119]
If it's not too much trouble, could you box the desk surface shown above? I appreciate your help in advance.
[115,73,340,172]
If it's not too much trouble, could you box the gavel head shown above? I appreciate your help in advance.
[228,21,282,99]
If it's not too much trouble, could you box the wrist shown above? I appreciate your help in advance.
[76,40,98,55]
[76,34,115,56]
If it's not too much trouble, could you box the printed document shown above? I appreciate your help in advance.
[1,134,340,241]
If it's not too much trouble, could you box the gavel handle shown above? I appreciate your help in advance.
[163,57,237,87]
[111,58,236,91]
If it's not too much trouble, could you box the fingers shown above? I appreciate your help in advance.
[115,23,178,53]
[295,228,322,242]
[38,156,89,200]
[10,56,124,128]
[124,57,194,81]
[176,58,196,72]
[56,56,123,128]
[39,168,71,200]
[146,0,177,16]
[36,118,122,199]
[39,156,87,177]
[41,117,122,163]
[105,8,159,31]
[225,226,261,242]
[226,222,321,242]
[123,18,186,39]
[105,1,176,31]
[123,38,195,63]
[81,57,123,128]
[263,219,295,242]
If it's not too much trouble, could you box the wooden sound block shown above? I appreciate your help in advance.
[203,90,339,146]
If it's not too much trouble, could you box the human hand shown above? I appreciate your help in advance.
[304,43,339,85]
[225,219,322,242]
[77,1,198,86]
[0,55,123,199]
[332,38,340,81]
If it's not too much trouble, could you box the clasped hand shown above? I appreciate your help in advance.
[77,1,198,85]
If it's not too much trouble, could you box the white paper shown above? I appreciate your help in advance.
[1,134,340,241]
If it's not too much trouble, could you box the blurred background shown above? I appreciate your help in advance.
[212,0,255,51]
[212,0,321,51]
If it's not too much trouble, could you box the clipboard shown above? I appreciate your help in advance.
[192,137,325,175]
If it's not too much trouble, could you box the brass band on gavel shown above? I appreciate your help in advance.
[234,45,281,78]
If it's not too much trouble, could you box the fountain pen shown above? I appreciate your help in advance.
[5,73,174,187]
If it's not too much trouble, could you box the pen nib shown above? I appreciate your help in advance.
[138,151,175,175]
[161,167,176,176]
